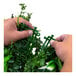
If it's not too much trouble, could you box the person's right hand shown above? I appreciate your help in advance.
[51,34,72,72]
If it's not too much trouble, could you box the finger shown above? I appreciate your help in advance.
[13,30,33,41]
[56,34,69,42]
[4,18,11,21]
[51,41,58,47]
[51,40,61,49]
[13,17,34,29]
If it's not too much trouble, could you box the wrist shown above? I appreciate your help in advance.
[61,56,72,72]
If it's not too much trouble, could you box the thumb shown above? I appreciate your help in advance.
[50,40,59,48]
[14,30,33,41]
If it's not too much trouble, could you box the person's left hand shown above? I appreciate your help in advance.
[4,17,33,45]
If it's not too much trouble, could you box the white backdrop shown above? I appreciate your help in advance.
[0,0,76,76]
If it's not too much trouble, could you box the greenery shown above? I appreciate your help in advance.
[4,3,63,72]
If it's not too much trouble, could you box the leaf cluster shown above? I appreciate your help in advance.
[4,3,62,72]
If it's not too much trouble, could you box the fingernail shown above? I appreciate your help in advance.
[29,30,33,36]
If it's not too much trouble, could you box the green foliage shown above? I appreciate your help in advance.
[4,47,12,72]
[4,3,63,72]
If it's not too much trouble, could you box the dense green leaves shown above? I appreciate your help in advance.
[4,3,62,72]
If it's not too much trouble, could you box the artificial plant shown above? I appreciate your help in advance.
[4,3,62,72]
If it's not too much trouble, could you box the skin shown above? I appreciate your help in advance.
[4,17,72,72]
[51,34,72,72]
[4,17,33,45]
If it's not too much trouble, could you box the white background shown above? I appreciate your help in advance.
[0,0,76,76]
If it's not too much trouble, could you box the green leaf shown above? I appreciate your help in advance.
[4,48,9,56]
[4,63,8,72]
[40,59,45,66]
[47,63,56,71]
[4,55,12,62]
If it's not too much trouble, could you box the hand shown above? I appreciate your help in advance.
[4,17,33,45]
[51,34,72,72]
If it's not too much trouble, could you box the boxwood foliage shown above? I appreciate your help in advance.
[4,3,62,72]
